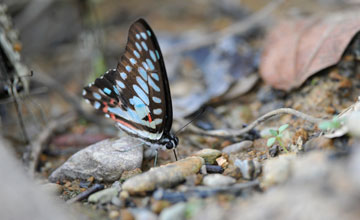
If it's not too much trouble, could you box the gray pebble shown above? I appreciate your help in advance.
[48,137,143,182]
[159,202,186,220]
[88,187,119,204]
[234,159,262,180]
[194,149,222,164]
[203,174,236,187]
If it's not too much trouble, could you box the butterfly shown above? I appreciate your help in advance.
[82,19,178,161]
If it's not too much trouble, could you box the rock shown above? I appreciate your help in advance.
[122,156,204,195]
[130,208,157,220]
[111,181,121,192]
[88,187,119,204]
[205,165,224,173]
[234,159,262,180]
[194,149,222,164]
[41,183,63,195]
[151,200,171,214]
[159,202,187,220]
[216,156,229,168]
[202,174,236,186]
[261,153,296,188]
[109,210,120,219]
[303,136,332,152]
[49,137,143,182]
[120,168,142,181]
[202,148,360,220]
[200,165,207,174]
[269,145,280,157]
[120,209,135,220]
[222,141,253,154]
[111,196,122,207]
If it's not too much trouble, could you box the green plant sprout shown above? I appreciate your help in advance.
[267,124,289,153]
[318,116,343,130]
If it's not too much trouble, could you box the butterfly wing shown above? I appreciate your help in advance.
[83,19,173,142]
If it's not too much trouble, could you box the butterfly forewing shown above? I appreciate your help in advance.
[83,19,173,143]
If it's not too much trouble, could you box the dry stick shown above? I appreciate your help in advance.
[163,0,285,56]
[26,112,76,175]
[186,108,324,139]
[66,183,104,204]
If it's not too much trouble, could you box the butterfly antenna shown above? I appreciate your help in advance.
[173,149,178,161]
[174,107,206,135]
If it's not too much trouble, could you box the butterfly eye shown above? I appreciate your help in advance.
[165,142,173,149]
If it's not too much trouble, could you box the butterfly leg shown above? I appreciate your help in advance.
[173,149,178,161]
[154,149,159,167]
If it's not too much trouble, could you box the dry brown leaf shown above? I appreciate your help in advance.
[260,11,360,91]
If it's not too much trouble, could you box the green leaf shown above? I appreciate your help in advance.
[319,121,332,130]
[269,129,278,136]
[318,119,342,130]
[267,137,276,147]
[278,124,289,133]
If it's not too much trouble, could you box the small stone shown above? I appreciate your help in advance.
[159,202,186,220]
[111,196,122,207]
[222,140,253,154]
[151,200,171,214]
[120,209,135,220]
[234,159,262,180]
[131,208,157,220]
[194,149,222,164]
[200,165,207,174]
[269,145,280,157]
[185,174,203,186]
[261,153,296,189]
[111,181,121,192]
[41,183,63,195]
[216,156,229,168]
[303,137,332,152]
[223,165,242,179]
[120,190,130,200]
[109,210,120,219]
[49,137,143,182]
[205,165,224,173]
[202,174,236,186]
[122,156,204,195]
[88,187,119,204]
[120,168,142,181]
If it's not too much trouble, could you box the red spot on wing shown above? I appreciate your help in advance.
[148,113,152,123]
[102,102,108,112]
[109,113,136,129]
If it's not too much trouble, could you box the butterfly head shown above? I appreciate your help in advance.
[158,132,178,149]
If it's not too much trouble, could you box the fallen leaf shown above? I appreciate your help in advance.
[260,11,360,91]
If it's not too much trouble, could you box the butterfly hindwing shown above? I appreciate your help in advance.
[83,19,173,142]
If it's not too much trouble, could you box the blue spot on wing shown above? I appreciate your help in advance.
[103,88,111,95]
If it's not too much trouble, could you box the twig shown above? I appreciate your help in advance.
[24,112,77,176]
[163,0,285,56]
[186,108,324,139]
[66,183,104,204]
